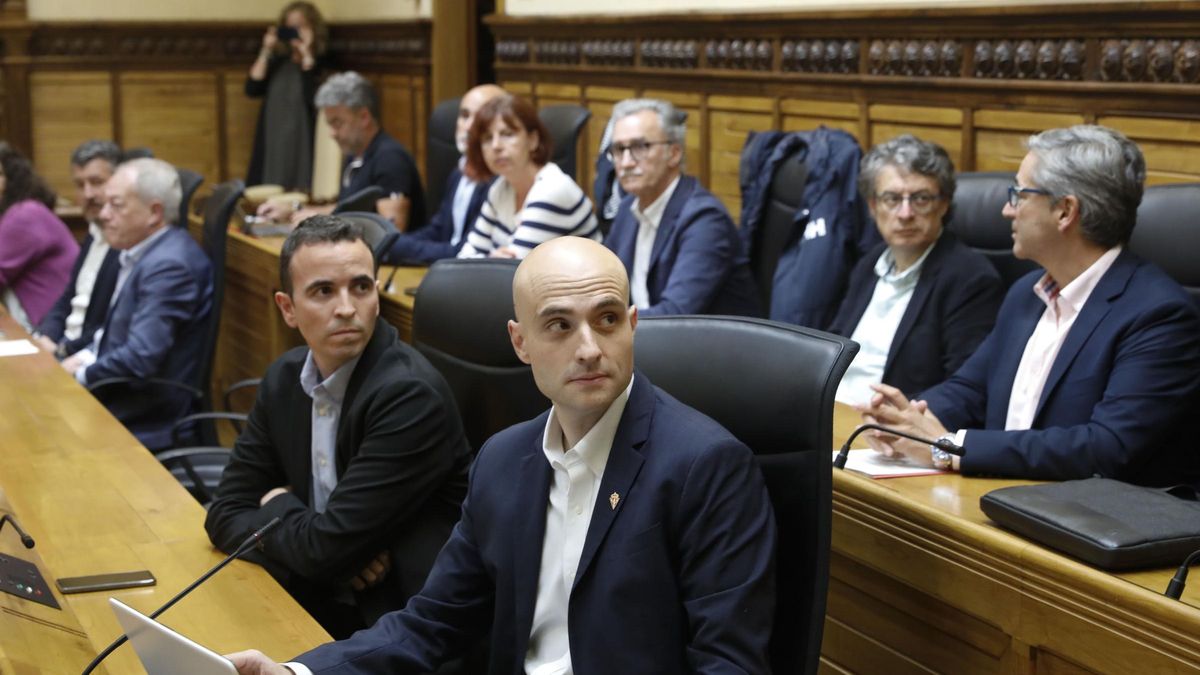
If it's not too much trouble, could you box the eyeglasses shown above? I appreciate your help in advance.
[606,140,672,163]
[874,191,942,214]
[1007,185,1053,208]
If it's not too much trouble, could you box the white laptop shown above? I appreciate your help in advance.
[109,598,238,674]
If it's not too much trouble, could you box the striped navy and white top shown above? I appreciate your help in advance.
[457,162,600,259]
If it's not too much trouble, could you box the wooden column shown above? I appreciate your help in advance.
[432,0,476,104]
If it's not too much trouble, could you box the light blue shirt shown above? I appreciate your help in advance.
[450,158,477,247]
[299,351,361,513]
[835,239,938,405]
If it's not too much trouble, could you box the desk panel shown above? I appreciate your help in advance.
[825,404,1200,674]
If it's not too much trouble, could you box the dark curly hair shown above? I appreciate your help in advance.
[0,143,56,213]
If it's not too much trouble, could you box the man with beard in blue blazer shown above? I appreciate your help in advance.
[229,236,777,675]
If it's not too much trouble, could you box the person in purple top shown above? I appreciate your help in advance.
[0,143,78,330]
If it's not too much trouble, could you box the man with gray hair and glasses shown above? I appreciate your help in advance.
[858,125,1200,485]
[35,140,123,358]
[61,157,213,451]
[258,71,425,231]
[602,98,760,316]
[829,134,1002,405]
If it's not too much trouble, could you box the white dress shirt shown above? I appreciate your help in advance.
[629,176,680,310]
[64,222,113,341]
[298,351,361,513]
[450,158,477,247]
[1002,246,1122,431]
[73,226,171,384]
[835,240,937,405]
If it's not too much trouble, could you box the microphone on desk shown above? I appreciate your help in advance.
[0,513,35,548]
[834,423,964,470]
[79,517,282,675]
[1164,548,1200,600]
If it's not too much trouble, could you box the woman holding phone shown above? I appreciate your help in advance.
[245,1,328,191]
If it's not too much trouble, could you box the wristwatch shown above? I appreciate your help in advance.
[930,434,956,471]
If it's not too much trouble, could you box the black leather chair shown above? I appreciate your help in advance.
[539,104,591,182]
[1132,182,1200,306]
[176,168,204,228]
[947,172,1039,288]
[333,185,386,215]
[633,315,858,675]
[427,97,462,218]
[335,211,399,271]
[747,144,808,310]
[410,258,548,451]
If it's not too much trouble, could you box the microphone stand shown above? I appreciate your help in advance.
[80,517,282,675]
[1165,548,1200,600]
[834,423,964,470]
[0,513,35,548]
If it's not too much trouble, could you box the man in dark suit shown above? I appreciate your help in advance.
[206,215,471,637]
[34,140,122,358]
[829,134,1002,403]
[603,98,760,317]
[859,125,1200,485]
[383,84,504,265]
[229,236,776,675]
[60,157,213,451]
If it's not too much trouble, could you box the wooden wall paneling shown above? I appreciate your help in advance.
[502,80,533,97]
[973,109,1088,174]
[29,71,114,199]
[377,73,427,182]
[1098,115,1200,185]
[868,104,965,169]
[708,95,774,217]
[119,71,221,186]
[780,98,862,143]
[581,85,634,204]
[222,68,259,185]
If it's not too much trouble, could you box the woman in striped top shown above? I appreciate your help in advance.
[457,95,599,259]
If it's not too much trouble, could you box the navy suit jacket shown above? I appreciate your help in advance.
[85,226,213,450]
[383,168,490,264]
[921,249,1200,485]
[605,176,762,317]
[36,232,120,356]
[828,232,1003,397]
[295,374,777,675]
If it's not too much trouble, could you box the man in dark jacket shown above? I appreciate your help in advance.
[205,215,471,637]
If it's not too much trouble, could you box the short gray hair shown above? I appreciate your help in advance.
[611,98,687,162]
[120,157,182,226]
[71,139,121,169]
[314,71,379,121]
[858,134,957,212]
[1026,124,1145,248]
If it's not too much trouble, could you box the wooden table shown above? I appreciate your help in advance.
[825,403,1200,673]
[0,313,331,673]
[213,228,427,402]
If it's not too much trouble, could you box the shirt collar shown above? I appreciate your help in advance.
[631,176,681,230]
[119,226,170,269]
[1033,245,1122,313]
[88,221,105,240]
[299,349,363,403]
[873,232,939,285]
[541,374,635,479]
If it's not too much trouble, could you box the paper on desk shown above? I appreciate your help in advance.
[832,448,947,478]
[0,339,38,357]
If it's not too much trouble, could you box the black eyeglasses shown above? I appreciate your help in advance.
[606,140,672,163]
[1007,185,1053,207]
[874,191,943,215]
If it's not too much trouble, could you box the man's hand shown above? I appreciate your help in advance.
[257,200,295,224]
[854,383,950,465]
[61,354,84,375]
[33,335,57,354]
[227,649,292,675]
[260,486,290,507]
[350,550,391,591]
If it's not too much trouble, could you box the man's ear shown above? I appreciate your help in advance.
[667,142,683,170]
[628,304,638,333]
[1055,194,1080,233]
[150,201,167,228]
[508,319,531,365]
[274,291,298,328]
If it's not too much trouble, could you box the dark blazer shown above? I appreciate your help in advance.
[921,249,1200,485]
[83,226,212,450]
[294,373,776,675]
[383,168,490,264]
[605,175,762,317]
[206,319,471,626]
[828,232,1003,397]
[36,232,120,357]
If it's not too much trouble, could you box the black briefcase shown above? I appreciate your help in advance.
[980,477,1200,571]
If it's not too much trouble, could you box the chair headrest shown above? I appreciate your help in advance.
[947,172,1012,249]
[412,258,523,367]
[1132,182,1200,292]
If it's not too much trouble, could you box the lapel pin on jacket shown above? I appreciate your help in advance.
[609,492,620,510]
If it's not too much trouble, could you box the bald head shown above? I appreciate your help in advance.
[512,237,629,322]
[457,84,507,153]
